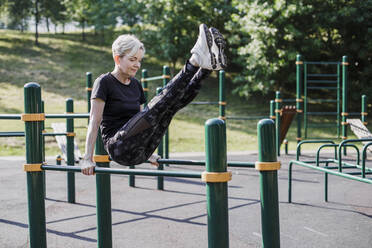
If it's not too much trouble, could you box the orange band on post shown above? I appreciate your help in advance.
[24,163,42,172]
[66,132,76,137]
[93,155,110,163]
[218,116,226,120]
[341,112,349,116]
[86,87,92,91]
[219,101,227,106]
[342,62,349,66]
[296,61,303,65]
[162,75,171,79]
[255,161,281,171]
[201,171,232,182]
[296,98,304,102]
[21,113,45,122]
[361,112,368,116]
[274,99,282,103]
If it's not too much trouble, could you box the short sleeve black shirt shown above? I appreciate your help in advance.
[91,73,146,143]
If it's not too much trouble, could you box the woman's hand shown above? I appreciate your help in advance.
[81,158,96,175]
[148,154,161,167]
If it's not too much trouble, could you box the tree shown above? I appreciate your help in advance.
[4,0,32,32]
[64,0,91,41]
[227,0,372,102]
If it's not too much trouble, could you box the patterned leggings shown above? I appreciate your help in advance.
[105,61,211,166]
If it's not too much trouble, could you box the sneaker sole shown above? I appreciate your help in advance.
[200,24,215,69]
[210,27,227,69]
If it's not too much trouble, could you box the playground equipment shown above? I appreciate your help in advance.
[288,139,372,203]
[22,82,280,248]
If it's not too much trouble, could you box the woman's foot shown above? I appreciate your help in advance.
[190,24,226,70]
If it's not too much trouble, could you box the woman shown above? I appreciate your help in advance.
[81,24,226,175]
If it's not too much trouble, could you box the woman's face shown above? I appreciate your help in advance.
[115,49,144,78]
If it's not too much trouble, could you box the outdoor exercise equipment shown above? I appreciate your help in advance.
[288,139,372,203]
[22,82,280,248]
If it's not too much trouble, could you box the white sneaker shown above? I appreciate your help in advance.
[209,27,227,69]
[190,24,216,70]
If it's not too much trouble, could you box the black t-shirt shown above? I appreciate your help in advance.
[91,72,146,143]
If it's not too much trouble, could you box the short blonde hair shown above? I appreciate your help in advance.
[112,34,145,57]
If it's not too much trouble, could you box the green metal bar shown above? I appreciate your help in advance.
[66,98,75,203]
[307,86,338,90]
[95,130,112,248]
[342,56,348,155]
[296,55,303,148]
[304,62,307,139]
[86,72,92,113]
[307,80,338,83]
[337,138,372,172]
[143,75,165,81]
[163,66,170,168]
[156,87,164,190]
[226,116,267,120]
[308,74,338,77]
[45,113,90,118]
[205,118,229,248]
[304,61,340,65]
[361,142,372,178]
[275,91,281,156]
[42,165,203,178]
[296,140,335,160]
[270,100,275,120]
[129,165,135,187]
[24,82,46,248]
[219,70,226,121]
[337,64,341,138]
[41,100,46,199]
[156,159,255,168]
[362,95,367,124]
[257,119,280,247]
[141,69,148,106]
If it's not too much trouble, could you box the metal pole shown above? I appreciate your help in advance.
[66,98,75,203]
[86,72,92,113]
[141,69,148,106]
[24,82,47,248]
[362,95,367,125]
[95,132,112,247]
[296,54,303,145]
[219,70,226,121]
[157,87,164,190]
[270,100,275,120]
[275,91,282,156]
[257,119,280,248]
[163,66,170,167]
[342,56,348,155]
[205,118,229,248]
[41,100,46,198]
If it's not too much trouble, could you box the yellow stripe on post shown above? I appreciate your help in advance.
[162,75,171,79]
[93,155,110,163]
[86,87,92,91]
[23,163,43,172]
[255,161,281,171]
[201,171,232,182]
[21,113,45,122]
[218,101,227,106]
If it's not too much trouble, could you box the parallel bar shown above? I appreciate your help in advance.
[226,116,267,120]
[307,112,338,115]
[304,61,340,65]
[42,165,202,178]
[190,101,219,105]
[307,86,338,90]
[307,80,338,84]
[45,113,89,118]
[307,74,338,77]
[156,159,255,168]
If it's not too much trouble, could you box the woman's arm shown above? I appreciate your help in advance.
[81,98,105,175]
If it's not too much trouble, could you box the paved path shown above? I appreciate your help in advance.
[0,152,371,248]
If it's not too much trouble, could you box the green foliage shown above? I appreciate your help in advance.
[227,0,372,103]
[4,0,32,31]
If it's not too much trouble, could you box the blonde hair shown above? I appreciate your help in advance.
[112,34,145,57]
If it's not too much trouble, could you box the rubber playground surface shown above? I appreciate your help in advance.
[0,151,371,248]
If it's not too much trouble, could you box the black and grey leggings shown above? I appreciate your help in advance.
[105,61,211,166]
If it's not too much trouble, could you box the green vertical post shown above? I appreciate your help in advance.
[163,66,170,166]
[141,69,148,106]
[129,164,135,187]
[56,155,62,165]
[275,91,282,156]
[219,70,226,121]
[303,63,308,138]
[362,95,367,125]
[157,86,164,190]
[270,100,275,120]
[342,56,348,155]
[86,72,92,113]
[205,118,229,248]
[24,82,47,248]
[95,132,112,248]
[257,119,280,248]
[296,54,303,144]
[337,64,341,138]
[66,98,75,203]
[41,100,46,198]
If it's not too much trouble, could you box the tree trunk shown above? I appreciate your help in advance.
[54,23,57,34]
[46,17,50,33]
[34,0,39,45]
[62,23,65,34]
[82,20,85,41]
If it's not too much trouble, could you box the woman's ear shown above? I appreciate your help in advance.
[114,55,120,65]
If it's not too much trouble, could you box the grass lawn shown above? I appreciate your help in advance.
[0,30,366,157]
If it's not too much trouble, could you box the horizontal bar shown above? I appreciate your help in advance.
[0,113,90,120]
[157,159,255,168]
[307,124,337,128]
[307,112,338,115]
[307,74,338,77]
[190,102,219,105]
[42,165,202,178]
[0,132,68,137]
[307,86,338,90]
[307,99,338,103]
[307,80,338,84]
[282,99,296,103]
[45,114,89,119]
[304,61,340,65]
[143,75,164,81]
[290,160,372,184]
[226,116,267,120]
